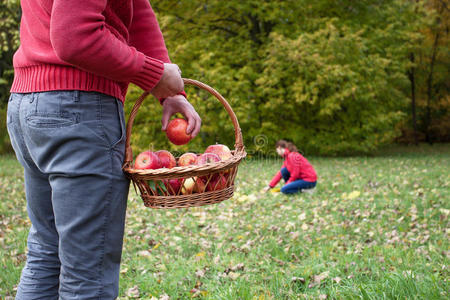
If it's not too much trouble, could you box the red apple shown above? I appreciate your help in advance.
[204,144,232,161]
[155,150,176,168]
[207,174,227,191]
[197,153,221,165]
[164,179,182,195]
[166,118,191,145]
[194,177,206,193]
[134,151,161,169]
[178,152,198,166]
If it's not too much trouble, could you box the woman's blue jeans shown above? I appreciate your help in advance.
[7,91,130,299]
[280,167,316,194]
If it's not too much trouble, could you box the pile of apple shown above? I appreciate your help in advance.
[134,144,232,196]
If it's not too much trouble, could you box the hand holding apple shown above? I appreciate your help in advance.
[161,94,202,140]
[165,118,192,145]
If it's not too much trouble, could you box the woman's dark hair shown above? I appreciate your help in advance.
[275,139,298,153]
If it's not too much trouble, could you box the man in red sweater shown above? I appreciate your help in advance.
[7,0,201,298]
[263,140,317,194]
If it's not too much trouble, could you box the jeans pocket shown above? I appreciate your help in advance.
[26,112,78,128]
[6,95,13,124]
[97,96,125,149]
[111,98,125,149]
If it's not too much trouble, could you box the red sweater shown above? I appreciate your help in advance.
[11,0,173,102]
[269,149,317,187]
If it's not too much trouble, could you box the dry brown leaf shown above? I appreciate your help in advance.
[228,271,240,280]
[308,271,329,288]
[159,294,170,300]
[126,285,140,298]
[195,269,205,278]
[333,276,342,284]
[291,277,306,283]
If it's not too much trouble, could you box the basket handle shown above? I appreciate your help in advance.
[123,78,245,168]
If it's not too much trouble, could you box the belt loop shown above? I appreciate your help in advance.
[33,93,39,113]
[74,90,80,102]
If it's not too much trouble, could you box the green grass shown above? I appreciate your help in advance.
[1,145,449,299]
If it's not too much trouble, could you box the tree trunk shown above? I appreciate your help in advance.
[425,30,440,144]
[408,53,418,145]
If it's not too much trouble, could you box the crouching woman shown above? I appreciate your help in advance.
[264,140,317,194]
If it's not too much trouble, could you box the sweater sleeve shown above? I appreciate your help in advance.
[129,0,170,63]
[269,171,282,188]
[50,0,164,92]
[129,0,187,103]
[269,160,286,188]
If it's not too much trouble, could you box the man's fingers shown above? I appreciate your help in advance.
[161,109,172,131]
[186,112,195,135]
[191,114,202,138]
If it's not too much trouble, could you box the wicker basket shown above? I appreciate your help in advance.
[122,78,246,209]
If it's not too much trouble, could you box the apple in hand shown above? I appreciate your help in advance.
[166,118,191,145]
[197,153,221,165]
[134,151,162,169]
[178,152,198,166]
[204,144,232,161]
[206,174,227,191]
[155,150,176,168]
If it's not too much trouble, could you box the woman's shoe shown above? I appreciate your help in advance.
[303,188,315,194]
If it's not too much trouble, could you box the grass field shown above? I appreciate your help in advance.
[0,144,449,299]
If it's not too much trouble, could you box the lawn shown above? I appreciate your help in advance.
[0,144,449,299]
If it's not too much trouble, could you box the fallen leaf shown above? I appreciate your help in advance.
[196,251,205,257]
[228,271,240,280]
[195,269,205,278]
[347,190,360,199]
[159,294,170,300]
[308,271,329,288]
[298,212,306,221]
[333,276,342,284]
[291,277,305,283]
[126,285,140,298]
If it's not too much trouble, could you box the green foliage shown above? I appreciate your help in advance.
[0,0,20,103]
[0,104,13,154]
[149,0,429,155]
[0,0,447,155]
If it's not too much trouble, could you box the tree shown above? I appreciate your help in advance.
[144,0,425,155]
[0,0,20,103]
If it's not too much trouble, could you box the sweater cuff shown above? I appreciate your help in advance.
[159,91,187,105]
[131,55,164,92]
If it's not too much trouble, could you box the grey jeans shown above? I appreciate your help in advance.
[7,91,130,299]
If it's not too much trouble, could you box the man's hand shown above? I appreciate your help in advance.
[161,95,201,138]
[151,63,184,99]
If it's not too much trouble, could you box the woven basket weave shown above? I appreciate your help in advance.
[122,78,246,209]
